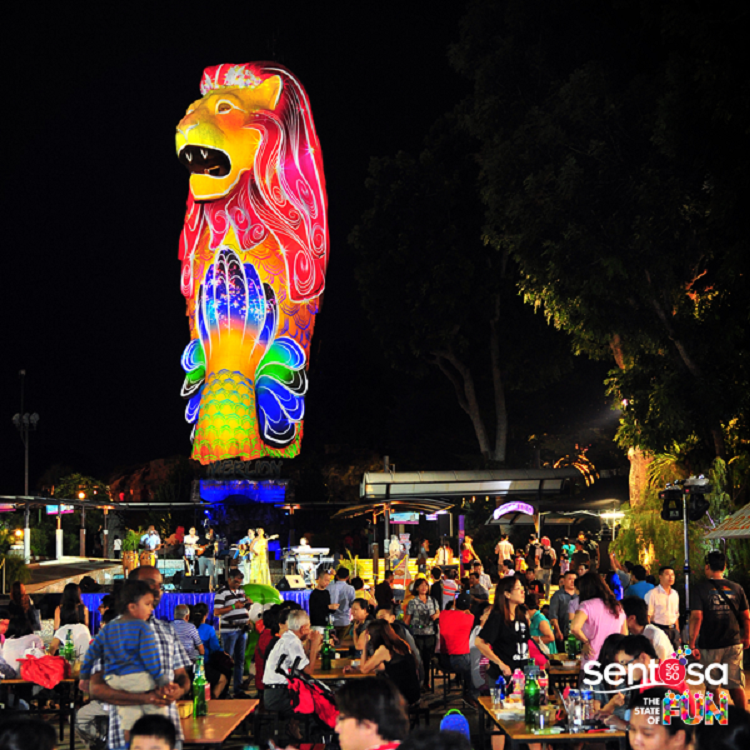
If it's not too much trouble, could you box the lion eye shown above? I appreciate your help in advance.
[216,100,237,114]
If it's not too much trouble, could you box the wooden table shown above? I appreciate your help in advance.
[477,696,627,750]
[0,678,78,750]
[309,658,369,681]
[181,699,258,745]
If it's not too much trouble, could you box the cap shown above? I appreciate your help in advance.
[456,593,471,610]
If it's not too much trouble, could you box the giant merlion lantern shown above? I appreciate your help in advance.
[176,63,328,464]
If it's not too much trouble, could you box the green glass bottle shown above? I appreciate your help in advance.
[321,624,334,671]
[524,659,541,728]
[193,656,208,717]
[565,633,580,657]
[63,629,75,662]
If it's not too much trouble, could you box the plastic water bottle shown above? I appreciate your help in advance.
[494,674,506,700]
[511,668,525,695]
[581,689,594,728]
[568,689,582,731]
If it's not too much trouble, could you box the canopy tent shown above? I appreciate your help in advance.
[332,498,455,571]
[705,503,750,540]
[361,469,580,502]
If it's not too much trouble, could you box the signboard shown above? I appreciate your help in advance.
[391,512,420,525]
[46,504,75,515]
[493,501,535,520]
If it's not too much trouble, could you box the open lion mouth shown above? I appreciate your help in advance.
[179,145,231,177]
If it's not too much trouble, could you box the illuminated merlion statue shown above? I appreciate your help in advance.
[175,62,328,464]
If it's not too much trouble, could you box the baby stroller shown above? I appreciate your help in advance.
[275,655,340,746]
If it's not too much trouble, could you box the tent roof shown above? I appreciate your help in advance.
[705,503,750,540]
[361,469,581,501]
[333,498,454,520]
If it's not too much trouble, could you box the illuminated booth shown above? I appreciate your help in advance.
[175,62,329,466]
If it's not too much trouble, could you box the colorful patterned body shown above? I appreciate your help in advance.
[176,62,328,464]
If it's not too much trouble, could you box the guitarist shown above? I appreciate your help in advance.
[197,527,220,591]
[236,528,255,582]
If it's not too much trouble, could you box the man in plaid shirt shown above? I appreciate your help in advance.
[87,566,191,750]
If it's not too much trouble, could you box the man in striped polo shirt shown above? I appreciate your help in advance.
[214,569,253,698]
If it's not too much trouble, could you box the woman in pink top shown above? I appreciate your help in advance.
[570,572,627,665]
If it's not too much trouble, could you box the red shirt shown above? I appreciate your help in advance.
[255,628,274,690]
[439,609,474,655]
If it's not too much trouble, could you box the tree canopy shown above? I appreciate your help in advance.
[350,116,574,464]
[450,0,750,465]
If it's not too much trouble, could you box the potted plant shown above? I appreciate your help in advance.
[121,530,142,574]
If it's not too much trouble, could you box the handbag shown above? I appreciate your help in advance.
[209,649,234,675]
[19,654,69,689]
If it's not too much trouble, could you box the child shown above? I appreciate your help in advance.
[129,715,177,750]
[81,580,168,731]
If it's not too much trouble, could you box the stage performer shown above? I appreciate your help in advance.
[250,528,272,585]
[198,528,219,591]
[183,526,200,575]
[237,528,255,582]
[175,62,329,465]
[296,537,316,585]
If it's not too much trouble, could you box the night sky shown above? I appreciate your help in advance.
[2,5,613,494]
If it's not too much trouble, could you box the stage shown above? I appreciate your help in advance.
[81,588,311,633]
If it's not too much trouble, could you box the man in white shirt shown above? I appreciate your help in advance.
[472,561,492,591]
[622,596,673,661]
[263,610,322,713]
[495,534,514,571]
[140,526,161,553]
[183,526,200,575]
[645,565,681,649]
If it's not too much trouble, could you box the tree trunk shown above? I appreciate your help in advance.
[628,446,652,509]
[432,348,492,460]
[490,298,507,463]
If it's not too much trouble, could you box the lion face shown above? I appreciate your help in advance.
[175,75,282,201]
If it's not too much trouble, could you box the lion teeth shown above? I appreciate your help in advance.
[201,149,208,159]
[186,152,193,162]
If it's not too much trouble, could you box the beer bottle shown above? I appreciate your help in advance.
[63,629,75,662]
[321,624,334,671]
[523,659,541,728]
[193,656,208,716]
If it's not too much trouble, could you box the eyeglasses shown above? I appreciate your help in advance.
[618,655,638,667]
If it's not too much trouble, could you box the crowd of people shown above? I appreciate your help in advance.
[0,529,748,749]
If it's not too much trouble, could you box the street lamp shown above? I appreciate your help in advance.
[12,411,39,564]
[12,412,40,496]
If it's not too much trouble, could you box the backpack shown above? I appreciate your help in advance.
[541,548,554,569]
[526,543,540,568]
[440,709,471,740]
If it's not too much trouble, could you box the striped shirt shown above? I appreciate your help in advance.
[89,616,191,750]
[81,617,162,680]
[215,584,249,631]
[171,619,203,661]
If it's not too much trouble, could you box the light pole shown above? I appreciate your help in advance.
[12,411,39,564]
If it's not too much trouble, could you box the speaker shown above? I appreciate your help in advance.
[180,575,210,592]
[277,575,307,591]
[437,513,451,538]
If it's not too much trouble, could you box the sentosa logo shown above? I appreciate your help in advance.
[582,647,728,694]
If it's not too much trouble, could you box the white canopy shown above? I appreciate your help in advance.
[705,503,750,540]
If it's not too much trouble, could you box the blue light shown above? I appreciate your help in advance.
[199,479,288,505]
